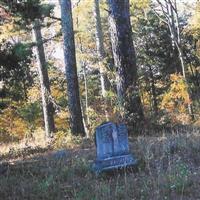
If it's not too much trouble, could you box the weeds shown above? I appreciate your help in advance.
[0,127,200,199]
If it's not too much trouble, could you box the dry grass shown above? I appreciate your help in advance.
[0,128,47,155]
[0,126,200,200]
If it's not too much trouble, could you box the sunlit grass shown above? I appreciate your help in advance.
[0,126,200,199]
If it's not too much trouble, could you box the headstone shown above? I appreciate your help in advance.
[92,122,137,173]
[52,149,68,160]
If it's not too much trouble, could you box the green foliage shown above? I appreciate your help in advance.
[0,41,33,100]
[13,42,32,58]
[2,0,54,25]
[0,0,200,142]
[167,162,190,193]
[17,102,41,131]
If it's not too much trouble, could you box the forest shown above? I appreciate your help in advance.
[0,0,200,199]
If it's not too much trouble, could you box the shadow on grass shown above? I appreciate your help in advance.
[1,125,200,199]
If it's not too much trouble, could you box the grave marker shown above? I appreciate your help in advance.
[92,122,137,173]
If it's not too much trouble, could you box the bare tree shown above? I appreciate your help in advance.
[153,0,194,118]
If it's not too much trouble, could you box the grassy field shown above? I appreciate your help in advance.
[1,126,200,200]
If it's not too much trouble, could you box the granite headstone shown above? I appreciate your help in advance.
[92,122,137,173]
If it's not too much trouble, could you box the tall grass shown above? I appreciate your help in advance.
[0,126,200,200]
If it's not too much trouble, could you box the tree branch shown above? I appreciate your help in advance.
[49,16,61,21]
[31,31,62,47]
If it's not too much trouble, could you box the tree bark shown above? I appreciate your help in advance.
[107,0,144,125]
[33,19,55,138]
[82,63,90,125]
[60,0,85,136]
[148,65,158,116]
[94,0,110,97]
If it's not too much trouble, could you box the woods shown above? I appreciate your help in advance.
[0,0,200,199]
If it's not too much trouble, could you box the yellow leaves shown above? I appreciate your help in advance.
[141,90,151,109]
[11,118,28,139]
[52,130,82,149]
[27,86,41,103]
[161,74,191,114]
[187,1,200,39]
[73,0,93,31]
[130,0,150,30]
[73,0,97,64]
[169,73,179,81]
[73,0,93,15]
[55,111,69,130]
[169,74,190,103]
[57,110,69,119]
[130,0,150,9]
[0,17,26,42]
[0,107,28,140]
[51,85,63,100]
[159,74,193,124]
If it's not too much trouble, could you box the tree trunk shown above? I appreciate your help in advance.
[82,63,90,125]
[94,0,110,97]
[107,0,144,125]
[60,0,85,136]
[149,65,158,116]
[80,99,90,138]
[172,1,194,119]
[33,19,55,138]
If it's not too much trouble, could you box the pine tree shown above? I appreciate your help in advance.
[107,0,144,127]
[1,0,56,137]
[33,19,55,137]
[60,0,85,136]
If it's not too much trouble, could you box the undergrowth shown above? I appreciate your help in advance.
[0,127,200,200]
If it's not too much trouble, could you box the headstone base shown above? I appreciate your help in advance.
[92,154,137,174]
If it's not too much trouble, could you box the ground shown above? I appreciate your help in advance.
[0,126,200,200]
